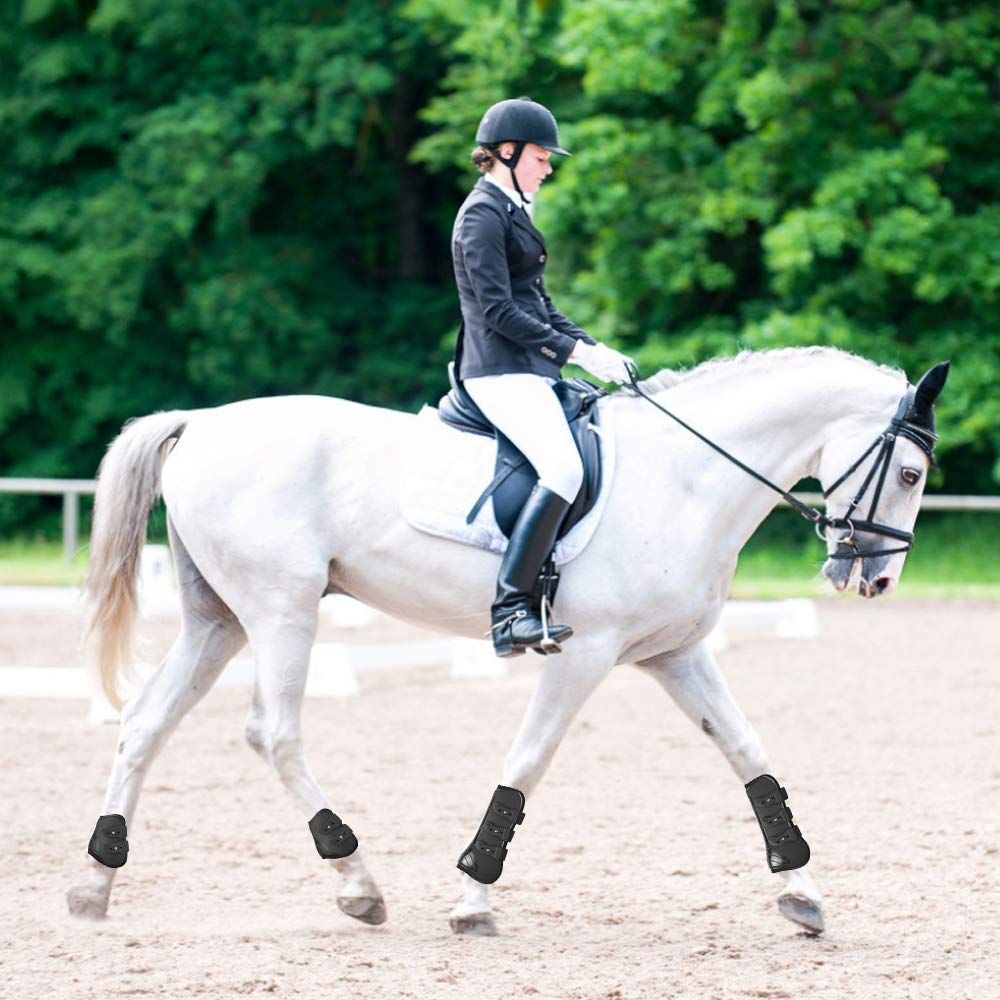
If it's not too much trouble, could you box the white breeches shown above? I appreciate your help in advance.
[462,372,584,504]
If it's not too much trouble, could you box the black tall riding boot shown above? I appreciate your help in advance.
[487,483,574,657]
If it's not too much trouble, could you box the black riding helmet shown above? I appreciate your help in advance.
[476,96,570,205]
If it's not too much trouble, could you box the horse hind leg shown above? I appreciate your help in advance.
[68,518,246,918]
[241,599,386,927]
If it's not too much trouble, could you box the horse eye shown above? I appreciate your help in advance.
[900,467,921,487]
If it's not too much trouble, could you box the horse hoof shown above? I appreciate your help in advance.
[336,894,387,925]
[66,886,109,920]
[449,912,498,936]
[777,892,825,935]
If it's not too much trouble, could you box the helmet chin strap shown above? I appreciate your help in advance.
[491,141,531,207]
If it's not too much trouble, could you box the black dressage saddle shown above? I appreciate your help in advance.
[437,361,607,541]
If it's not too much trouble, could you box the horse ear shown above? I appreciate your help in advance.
[908,361,950,425]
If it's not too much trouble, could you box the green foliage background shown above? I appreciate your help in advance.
[2,0,997,537]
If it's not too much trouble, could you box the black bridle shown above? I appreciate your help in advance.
[623,362,939,561]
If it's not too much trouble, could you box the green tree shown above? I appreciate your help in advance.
[0,0,456,535]
[2,0,997,540]
[411,0,999,490]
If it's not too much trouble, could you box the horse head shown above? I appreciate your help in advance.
[817,361,950,598]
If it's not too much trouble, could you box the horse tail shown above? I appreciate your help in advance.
[83,410,191,711]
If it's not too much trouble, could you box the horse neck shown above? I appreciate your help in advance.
[625,356,904,560]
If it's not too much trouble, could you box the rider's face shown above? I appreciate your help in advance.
[497,142,553,194]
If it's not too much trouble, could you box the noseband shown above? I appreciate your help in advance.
[624,364,938,562]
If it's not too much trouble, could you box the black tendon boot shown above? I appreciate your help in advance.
[456,784,526,884]
[487,484,574,657]
[745,774,811,873]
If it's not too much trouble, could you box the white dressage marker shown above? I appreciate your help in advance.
[305,643,361,697]
[775,598,822,639]
[450,637,510,680]
[0,585,82,609]
[0,666,90,698]
[320,594,379,627]
[716,599,822,641]
[86,683,123,725]
[706,623,729,654]
[138,544,179,617]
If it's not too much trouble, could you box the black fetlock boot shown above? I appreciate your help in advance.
[88,813,129,868]
[486,484,574,657]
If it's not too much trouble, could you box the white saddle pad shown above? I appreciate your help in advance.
[400,400,615,565]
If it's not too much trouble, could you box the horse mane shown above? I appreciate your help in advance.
[636,345,907,395]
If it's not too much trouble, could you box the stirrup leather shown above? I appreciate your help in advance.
[745,774,810,872]
[456,784,525,885]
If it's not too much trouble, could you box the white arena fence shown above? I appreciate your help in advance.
[1,477,998,565]
[1,480,997,721]
[0,552,821,721]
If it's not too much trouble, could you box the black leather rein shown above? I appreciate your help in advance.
[623,362,938,560]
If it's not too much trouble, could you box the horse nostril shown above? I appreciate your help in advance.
[874,576,892,594]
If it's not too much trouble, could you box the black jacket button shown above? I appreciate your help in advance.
[539,253,546,262]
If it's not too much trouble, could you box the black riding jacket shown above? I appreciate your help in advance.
[451,176,596,381]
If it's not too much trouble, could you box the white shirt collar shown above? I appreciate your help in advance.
[483,170,526,210]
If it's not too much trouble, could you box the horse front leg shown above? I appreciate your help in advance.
[635,640,825,935]
[450,638,616,935]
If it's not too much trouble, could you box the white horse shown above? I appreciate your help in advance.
[69,345,947,936]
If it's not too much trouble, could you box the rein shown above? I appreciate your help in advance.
[622,362,938,560]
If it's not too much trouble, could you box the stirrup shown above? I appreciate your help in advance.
[745,774,810,872]
[532,594,563,654]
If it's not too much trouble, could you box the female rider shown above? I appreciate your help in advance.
[451,96,634,657]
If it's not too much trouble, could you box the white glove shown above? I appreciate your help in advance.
[568,340,635,384]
